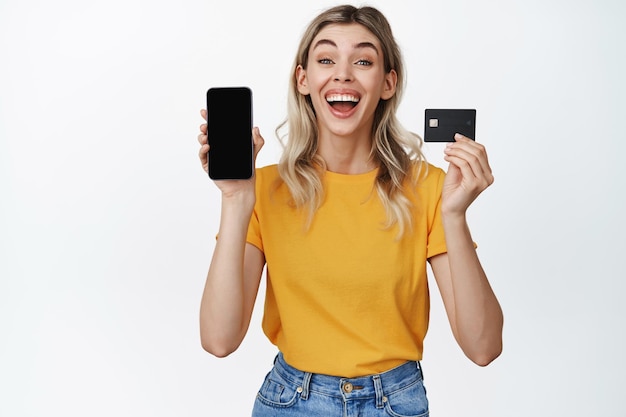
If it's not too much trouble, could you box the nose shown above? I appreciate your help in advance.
[333,61,353,82]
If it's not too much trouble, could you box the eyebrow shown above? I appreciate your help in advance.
[312,39,380,55]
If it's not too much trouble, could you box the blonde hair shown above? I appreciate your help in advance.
[276,5,426,236]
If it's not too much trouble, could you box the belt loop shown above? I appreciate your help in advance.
[300,372,312,400]
[372,374,384,409]
[417,361,424,380]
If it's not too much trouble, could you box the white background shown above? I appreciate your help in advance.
[1,0,625,416]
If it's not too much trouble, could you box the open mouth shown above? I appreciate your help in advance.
[326,94,360,113]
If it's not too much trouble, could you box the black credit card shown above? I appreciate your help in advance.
[424,109,476,142]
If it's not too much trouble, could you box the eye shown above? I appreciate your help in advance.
[318,58,334,65]
[355,59,373,66]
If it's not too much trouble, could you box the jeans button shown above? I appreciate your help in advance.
[343,382,353,393]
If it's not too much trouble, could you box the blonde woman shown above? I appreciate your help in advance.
[197,5,503,416]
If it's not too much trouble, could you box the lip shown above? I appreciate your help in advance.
[324,89,361,119]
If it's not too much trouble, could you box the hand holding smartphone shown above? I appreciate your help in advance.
[206,87,254,179]
[424,109,476,142]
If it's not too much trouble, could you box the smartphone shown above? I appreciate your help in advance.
[424,109,476,142]
[206,87,254,179]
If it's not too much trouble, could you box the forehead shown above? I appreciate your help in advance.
[311,23,380,48]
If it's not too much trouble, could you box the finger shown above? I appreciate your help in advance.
[453,134,490,165]
[198,144,209,173]
[200,108,207,121]
[444,152,493,192]
[198,143,209,159]
[199,123,207,134]
[445,139,489,181]
[449,136,493,180]
[444,152,477,182]
[447,148,493,186]
[197,132,207,145]
[445,146,483,179]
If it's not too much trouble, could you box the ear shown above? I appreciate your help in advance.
[296,65,310,95]
[381,69,397,100]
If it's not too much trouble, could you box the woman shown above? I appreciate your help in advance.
[197,5,503,416]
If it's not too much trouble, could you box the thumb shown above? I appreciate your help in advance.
[252,127,265,160]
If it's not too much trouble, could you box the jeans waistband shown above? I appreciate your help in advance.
[272,352,424,405]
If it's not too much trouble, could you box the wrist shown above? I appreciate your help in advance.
[441,207,466,222]
[221,191,255,212]
[441,210,469,234]
[218,196,255,237]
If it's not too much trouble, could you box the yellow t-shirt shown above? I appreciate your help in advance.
[246,163,447,377]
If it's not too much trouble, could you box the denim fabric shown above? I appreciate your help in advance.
[251,353,428,417]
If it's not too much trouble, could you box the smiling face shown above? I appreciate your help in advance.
[296,23,397,142]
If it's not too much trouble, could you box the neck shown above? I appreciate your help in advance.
[317,131,377,175]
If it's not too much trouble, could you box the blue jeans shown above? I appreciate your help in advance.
[252,353,429,417]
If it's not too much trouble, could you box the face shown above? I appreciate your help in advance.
[296,23,397,140]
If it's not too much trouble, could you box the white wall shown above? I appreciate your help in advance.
[1,0,624,415]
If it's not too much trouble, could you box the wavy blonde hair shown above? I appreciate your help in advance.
[276,5,427,237]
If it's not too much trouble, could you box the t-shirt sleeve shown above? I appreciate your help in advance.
[426,167,447,259]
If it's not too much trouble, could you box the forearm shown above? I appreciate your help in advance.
[442,213,503,365]
[200,195,255,356]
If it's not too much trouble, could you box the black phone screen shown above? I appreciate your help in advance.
[206,87,253,179]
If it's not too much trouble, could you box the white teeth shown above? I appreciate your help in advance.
[326,94,359,103]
